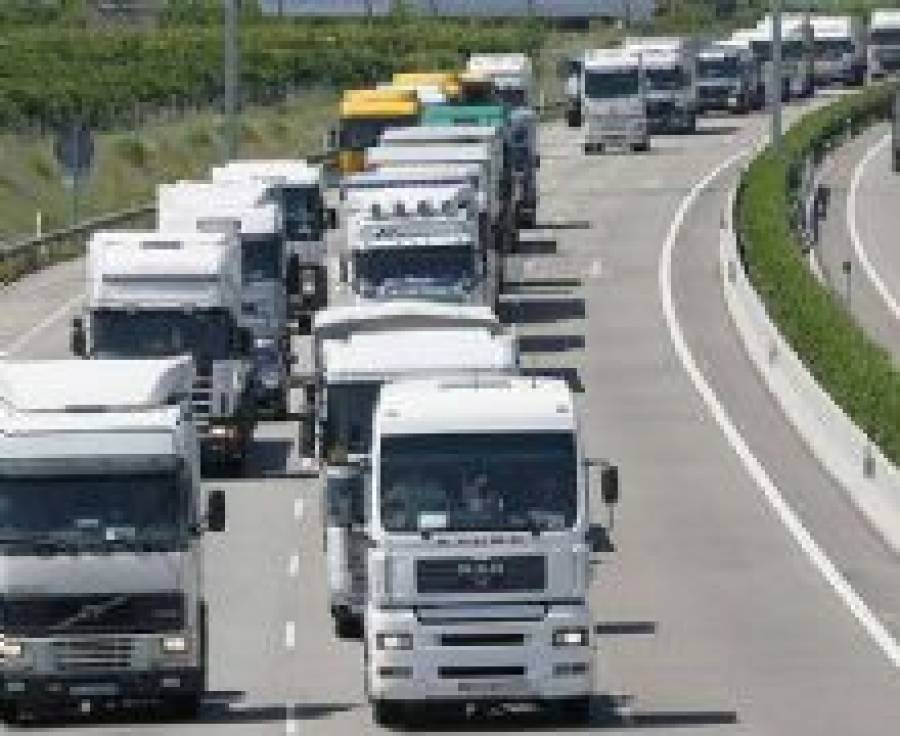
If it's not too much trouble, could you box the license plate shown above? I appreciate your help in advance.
[69,684,118,697]
[457,679,525,694]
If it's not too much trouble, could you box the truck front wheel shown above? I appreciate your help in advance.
[372,699,406,726]
[551,695,591,724]
[163,691,201,720]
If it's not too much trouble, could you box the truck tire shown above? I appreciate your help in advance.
[0,701,20,724]
[163,691,201,720]
[566,107,582,128]
[372,700,406,727]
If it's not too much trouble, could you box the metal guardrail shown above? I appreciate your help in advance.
[0,202,156,258]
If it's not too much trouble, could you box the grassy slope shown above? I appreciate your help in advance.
[0,88,335,244]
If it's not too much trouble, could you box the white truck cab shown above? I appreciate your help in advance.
[624,37,698,134]
[312,303,516,637]
[210,159,335,325]
[365,376,619,725]
[868,9,900,81]
[696,41,762,113]
[805,15,866,86]
[580,48,649,153]
[467,53,536,109]
[72,231,254,474]
[0,358,225,721]
[341,184,495,307]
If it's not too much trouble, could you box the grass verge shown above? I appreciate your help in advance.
[736,84,900,465]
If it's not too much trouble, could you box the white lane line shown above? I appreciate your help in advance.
[285,705,298,735]
[589,258,603,279]
[293,497,305,522]
[3,292,83,355]
[288,553,300,578]
[847,132,900,321]
[659,149,900,668]
[284,621,296,650]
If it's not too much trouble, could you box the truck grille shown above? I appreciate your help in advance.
[440,633,525,647]
[416,555,545,594]
[51,637,138,672]
[439,666,525,679]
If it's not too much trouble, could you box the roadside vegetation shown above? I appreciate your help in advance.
[736,84,900,465]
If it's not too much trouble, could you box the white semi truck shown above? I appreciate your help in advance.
[805,15,866,86]
[624,37,698,134]
[753,15,816,99]
[365,144,505,258]
[158,180,288,416]
[341,184,498,308]
[210,159,335,328]
[312,303,516,638]
[579,48,649,153]
[71,231,255,474]
[868,9,900,81]
[364,376,620,725]
[467,53,536,110]
[696,41,763,114]
[0,357,225,721]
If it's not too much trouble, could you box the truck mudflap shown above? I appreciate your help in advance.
[0,667,204,716]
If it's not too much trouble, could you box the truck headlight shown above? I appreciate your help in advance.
[0,637,23,659]
[161,635,189,654]
[553,627,589,647]
[375,633,413,651]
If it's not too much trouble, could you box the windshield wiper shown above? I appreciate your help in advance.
[49,594,132,633]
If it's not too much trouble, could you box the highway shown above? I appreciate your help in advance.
[814,123,900,358]
[1,101,899,734]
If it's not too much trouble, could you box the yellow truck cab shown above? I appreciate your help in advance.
[334,89,421,175]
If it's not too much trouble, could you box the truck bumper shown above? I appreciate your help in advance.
[0,668,203,710]
[365,604,593,704]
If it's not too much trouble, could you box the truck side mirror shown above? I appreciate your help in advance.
[71,317,87,358]
[206,489,226,533]
[600,463,620,507]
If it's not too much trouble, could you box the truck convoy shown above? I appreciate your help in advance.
[577,48,649,153]
[624,37,698,134]
[364,376,619,725]
[867,9,900,82]
[0,358,225,721]
[71,231,255,474]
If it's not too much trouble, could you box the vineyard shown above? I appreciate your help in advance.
[0,19,544,131]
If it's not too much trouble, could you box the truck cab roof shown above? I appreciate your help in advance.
[314,302,500,340]
[88,230,242,313]
[343,164,482,190]
[158,180,279,237]
[583,48,641,71]
[322,328,516,385]
[377,376,575,436]
[366,143,493,166]
[0,358,193,471]
[381,125,501,144]
[211,159,323,189]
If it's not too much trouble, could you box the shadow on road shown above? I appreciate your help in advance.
[500,297,585,325]
[518,334,585,353]
[510,238,558,256]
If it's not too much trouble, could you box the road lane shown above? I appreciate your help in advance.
[815,123,900,358]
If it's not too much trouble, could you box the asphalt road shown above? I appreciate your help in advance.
[814,122,900,359]
[1,99,898,735]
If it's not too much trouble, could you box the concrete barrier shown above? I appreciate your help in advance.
[720,183,900,555]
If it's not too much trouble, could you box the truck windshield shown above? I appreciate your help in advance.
[0,473,182,548]
[870,29,900,46]
[92,309,235,371]
[380,432,577,533]
[354,246,474,300]
[282,186,321,241]
[751,40,804,63]
[815,38,853,59]
[584,69,639,99]
[698,57,739,79]
[495,85,528,108]
[242,235,283,282]
[645,66,688,91]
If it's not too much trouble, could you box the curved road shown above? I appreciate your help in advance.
[1,101,898,734]
[815,123,900,357]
